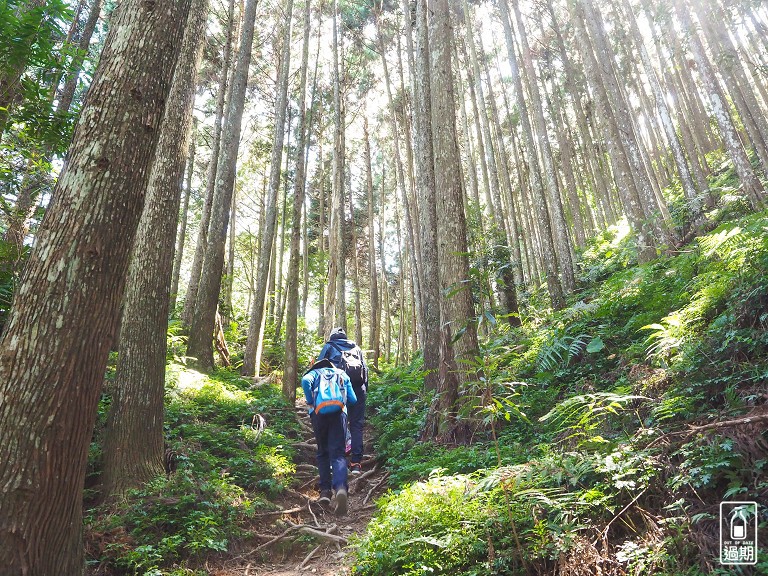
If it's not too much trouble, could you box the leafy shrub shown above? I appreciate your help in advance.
[354,472,492,576]
[358,209,768,576]
[576,218,636,284]
[97,468,253,572]
[88,365,297,572]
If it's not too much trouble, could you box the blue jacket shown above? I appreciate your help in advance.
[318,335,368,387]
[301,366,357,414]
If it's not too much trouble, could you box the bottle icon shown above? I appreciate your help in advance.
[731,512,747,540]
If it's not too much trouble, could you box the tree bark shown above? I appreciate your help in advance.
[0,0,191,572]
[349,184,363,346]
[412,0,441,390]
[498,0,565,308]
[565,0,656,262]
[187,0,259,369]
[100,0,208,502]
[181,0,237,327]
[376,14,424,349]
[694,0,768,175]
[674,0,765,209]
[512,0,576,293]
[457,37,492,230]
[56,0,103,117]
[324,0,347,334]
[171,133,196,312]
[364,118,380,368]
[427,0,480,443]
[618,0,703,227]
[284,0,311,403]
[242,0,293,376]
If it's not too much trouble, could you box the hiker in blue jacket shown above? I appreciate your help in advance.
[301,358,357,515]
[317,327,369,476]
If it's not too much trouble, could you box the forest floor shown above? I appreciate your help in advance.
[213,399,387,576]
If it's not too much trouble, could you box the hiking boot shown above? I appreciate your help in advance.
[349,462,362,476]
[334,488,348,516]
[318,490,332,505]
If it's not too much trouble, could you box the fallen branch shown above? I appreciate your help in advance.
[295,525,347,545]
[364,472,389,504]
[349,465,378,490]
[296,545,322,570]
[253,506,305,517]
[594,488,647,547]
[307,499,320,526]
[285,488,309,500]
[248,525,300,555]
[214,310,231,366]
[299,477,316,490]
[688,413,768,433]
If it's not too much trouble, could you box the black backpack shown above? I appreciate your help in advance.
[329,342,366,389]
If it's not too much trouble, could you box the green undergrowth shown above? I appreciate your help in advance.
[356,209,768,575]
[86,366,299,575]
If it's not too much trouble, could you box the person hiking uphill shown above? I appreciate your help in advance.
[301,358,357,515]
[317,327,369,476]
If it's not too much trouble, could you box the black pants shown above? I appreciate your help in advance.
[310,411,347,491]
[347,385,366,464]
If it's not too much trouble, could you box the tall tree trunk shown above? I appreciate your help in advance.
[412,0,441,390]
[585,0,676,247]
[0,0,191,571]
[547,0,614,231]
[223,181,237,322]
[349,184,363,346]
[100,0,207,502]
[56,0,103,116]
[427,0,480,443]
[694,0,768,175]
[618,0,703,227]
[565,0,655,262]
[324,0,346,333]
[171,133,196,312]
[458,37,492,229]
[538,47,587,248]
[455,48,482,214]
[483,39,527,270]
[364,118,380,368]
[317,147,327,339]
[396,20,424,350]
[301,10,322,320]
[379,169,392,364]
[182,0,237,327]
[242,0,293,376]
[498,0,565,309]
[284,0,311,403]
[394,190,407,365]
[376,14,424,348]
[674,0,765,209]
[273,111,293,341]
[187,0,258,369]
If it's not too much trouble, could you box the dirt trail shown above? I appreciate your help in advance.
[217,400,387,575]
